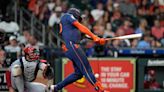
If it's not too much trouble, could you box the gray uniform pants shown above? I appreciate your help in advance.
[11,75,47,92]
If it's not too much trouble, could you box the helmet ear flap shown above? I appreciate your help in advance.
[78,16,82,22]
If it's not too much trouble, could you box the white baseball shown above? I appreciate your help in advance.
[95,73,99,78]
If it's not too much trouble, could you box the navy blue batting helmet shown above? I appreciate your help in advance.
[67,8,82,22]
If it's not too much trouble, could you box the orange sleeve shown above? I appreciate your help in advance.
[73,21,99,41]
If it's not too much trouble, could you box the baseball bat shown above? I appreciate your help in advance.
[105,33,142,40]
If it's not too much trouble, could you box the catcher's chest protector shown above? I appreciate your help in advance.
[20,57,40,82]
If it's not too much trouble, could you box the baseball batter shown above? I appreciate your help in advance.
[50,8,109,92]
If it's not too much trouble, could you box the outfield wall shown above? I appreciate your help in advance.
[54,58,164,92]
[1,58,164,92]
[61,58,136,92]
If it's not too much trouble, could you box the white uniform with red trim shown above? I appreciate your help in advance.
[10,57,47,92]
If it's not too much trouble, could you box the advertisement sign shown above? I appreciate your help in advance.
[63,58,136,92]
[0,68,8,92]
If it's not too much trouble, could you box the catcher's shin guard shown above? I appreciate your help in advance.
[95,81,110,92]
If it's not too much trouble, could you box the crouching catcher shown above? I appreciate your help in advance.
[6,46,54,92]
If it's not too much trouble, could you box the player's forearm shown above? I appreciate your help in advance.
[9,87,15,92]
[73,21,98,40]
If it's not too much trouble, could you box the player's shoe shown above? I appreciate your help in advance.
[95,87,110,92]
[96,88,110,92]
[49,85,58,92]
[95,81,110,92]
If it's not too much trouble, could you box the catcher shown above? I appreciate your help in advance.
[6,46,54,92]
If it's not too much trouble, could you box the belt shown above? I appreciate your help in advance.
[62,44,79,52]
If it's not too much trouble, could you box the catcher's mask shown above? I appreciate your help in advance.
[24,47,40,61]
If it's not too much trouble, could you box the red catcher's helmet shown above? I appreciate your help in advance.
[24,47,40,61]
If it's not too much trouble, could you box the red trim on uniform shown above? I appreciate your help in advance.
[62,44,68,52]
[40,59,47,63]
[6,70,12,88]
[62,44,79,52]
